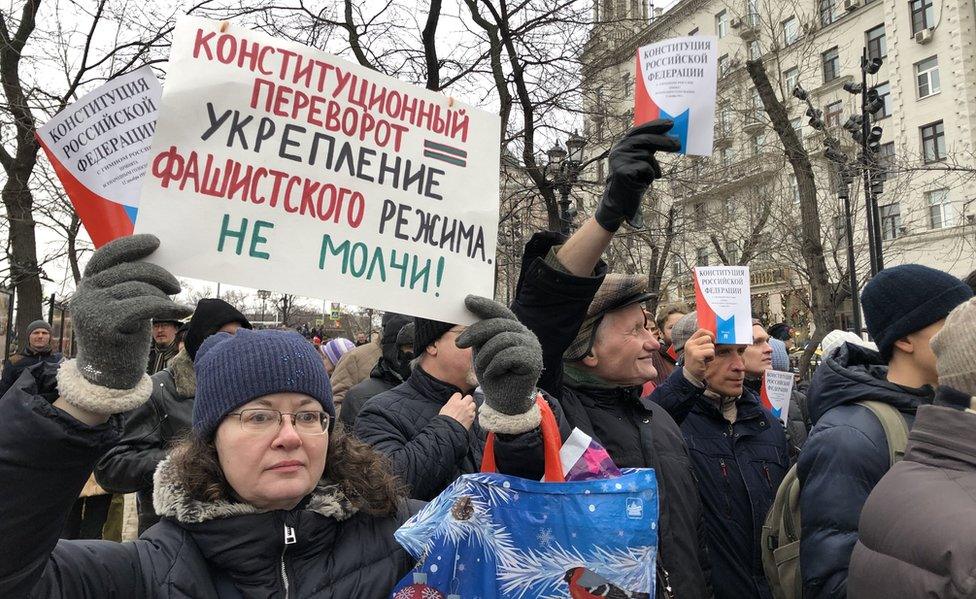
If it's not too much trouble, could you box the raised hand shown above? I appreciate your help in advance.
[456,295,543,434]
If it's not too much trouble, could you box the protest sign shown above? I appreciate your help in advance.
[634,36,717,156]
[693,266,753,345]
[37,66,161,247]
[135,17,500,324]
[761,369,795,425]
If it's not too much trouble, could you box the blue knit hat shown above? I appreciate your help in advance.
[861,264,973,361]
[769,338,790,372]
[192,329,334,438]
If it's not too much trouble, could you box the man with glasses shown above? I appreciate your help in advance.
[355,306,569,501]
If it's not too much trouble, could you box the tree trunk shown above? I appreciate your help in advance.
[747,59,838,378]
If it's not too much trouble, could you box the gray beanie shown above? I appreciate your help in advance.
[670,311,699,354]
[930,297,976,396]
[27,320,52,336]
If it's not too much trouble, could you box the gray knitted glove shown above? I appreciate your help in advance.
[59,235,191,415]
[456,295,543,434]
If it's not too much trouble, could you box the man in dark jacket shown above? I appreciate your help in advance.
[146,317,181,375]
[798,264,973,599]
[95,298,251,533]
[510,120,712,598]
[0,319,62,397]
[355,298,571,502]
[340,313,413,429]
[655,313,790,599]
[848,296,976,598]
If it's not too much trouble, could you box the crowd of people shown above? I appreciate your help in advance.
[1,119,975,598]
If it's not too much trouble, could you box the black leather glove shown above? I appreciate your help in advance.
[595,119,680,232]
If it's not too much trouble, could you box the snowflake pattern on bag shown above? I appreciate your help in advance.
[393,469,659,599]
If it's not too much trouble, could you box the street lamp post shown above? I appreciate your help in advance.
[257,289,271,325]
[544,130,587,235]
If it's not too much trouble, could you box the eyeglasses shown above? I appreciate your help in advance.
[228,409,330,435]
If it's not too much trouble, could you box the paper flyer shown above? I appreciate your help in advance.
[693,266,753,345]
[761,369,795,424]
[135,17,500,324]
[634,36,718,156]
[37,66,161,247]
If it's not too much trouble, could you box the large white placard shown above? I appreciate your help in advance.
[135,17,501,323]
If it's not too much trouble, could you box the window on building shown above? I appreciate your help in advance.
[873,82,891,118]
[880,202,902,239]
[716,10,728,38]
[719,104,734,136]
[784,67,799,93]
[788,174,800,203]
[720,146,735,168]
[751,91,764,121]
[752,133,765,156]
[689,27,699,35]
[879,141,895,169]
[820,0,840,26]
[748,40,762,61]
[603,0,615,20]
[726,242,740,265]
[719,54,731,76]
[822,47,840,83]
[696,247,710,266]
[825,100,843,127]
[672,260,681,278]
[747,0,760,24]
[915,56,940,98]
[866,24,887,60]
[694,201,707,219]
[927,188,954,228]
[790,116,802,134]
[782,17,799,45]
[910,0,934,34]
[921,120,946,162]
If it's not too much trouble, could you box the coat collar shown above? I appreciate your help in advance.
[907,399,976,469]
[152,456,357,525]
[407,366,473,405]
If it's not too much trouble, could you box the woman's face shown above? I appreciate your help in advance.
[214,392,329,511]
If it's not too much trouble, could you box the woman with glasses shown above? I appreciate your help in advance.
[0,235,417,598]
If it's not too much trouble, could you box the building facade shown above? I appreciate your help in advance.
[580,0,976,331]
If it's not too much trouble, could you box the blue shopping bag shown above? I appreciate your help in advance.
[392,467,659,598]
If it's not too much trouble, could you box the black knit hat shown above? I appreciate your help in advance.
[185,298,253,360]
[381,312,413,346]
[861,264,973,361]
[414,317,455,352]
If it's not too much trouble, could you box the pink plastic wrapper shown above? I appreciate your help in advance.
[558,428,622,481]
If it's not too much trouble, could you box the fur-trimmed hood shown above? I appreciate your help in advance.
[168,348,196,398]
[152,456,358,525]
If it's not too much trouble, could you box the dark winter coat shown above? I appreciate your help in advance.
[744,376,809,463]
[95,349,196,533]
[797,342,935,599]
[354,366,571,501]
[509,231,712,599]
[655,370,789,599]
[0,365,418,599]
[848,386,976,599]
[146,341,179,375]
[339,357,404,430]
[0,346,62,397]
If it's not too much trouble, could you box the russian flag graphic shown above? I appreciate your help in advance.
[634,54,692,153]
[37,134,136,248]
[693,269,737,344]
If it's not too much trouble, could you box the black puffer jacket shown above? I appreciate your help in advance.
[354,366,570,501]
[798,342,934,599]
[0,366,418,599]
[95,349,196,533]
[510,231,712,599]
[656,370,789,599]
[0,346,62,397]
[339,357,404,430]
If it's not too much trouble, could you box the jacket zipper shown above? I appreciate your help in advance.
[719,458,733,517]
[761,463,773,489]
[656,561,676,599]
[281,523,296,598]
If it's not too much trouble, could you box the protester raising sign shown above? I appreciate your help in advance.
[693,266,753,345]
[761,369,795,425]
[37,66,161,247]
[135,18,501,324]
[634,36,717,156]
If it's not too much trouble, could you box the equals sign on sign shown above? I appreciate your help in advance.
[423,140,468,168]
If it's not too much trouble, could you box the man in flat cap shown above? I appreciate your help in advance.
[510,120,713,598]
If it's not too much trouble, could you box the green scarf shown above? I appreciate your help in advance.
[563,363,620,390]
